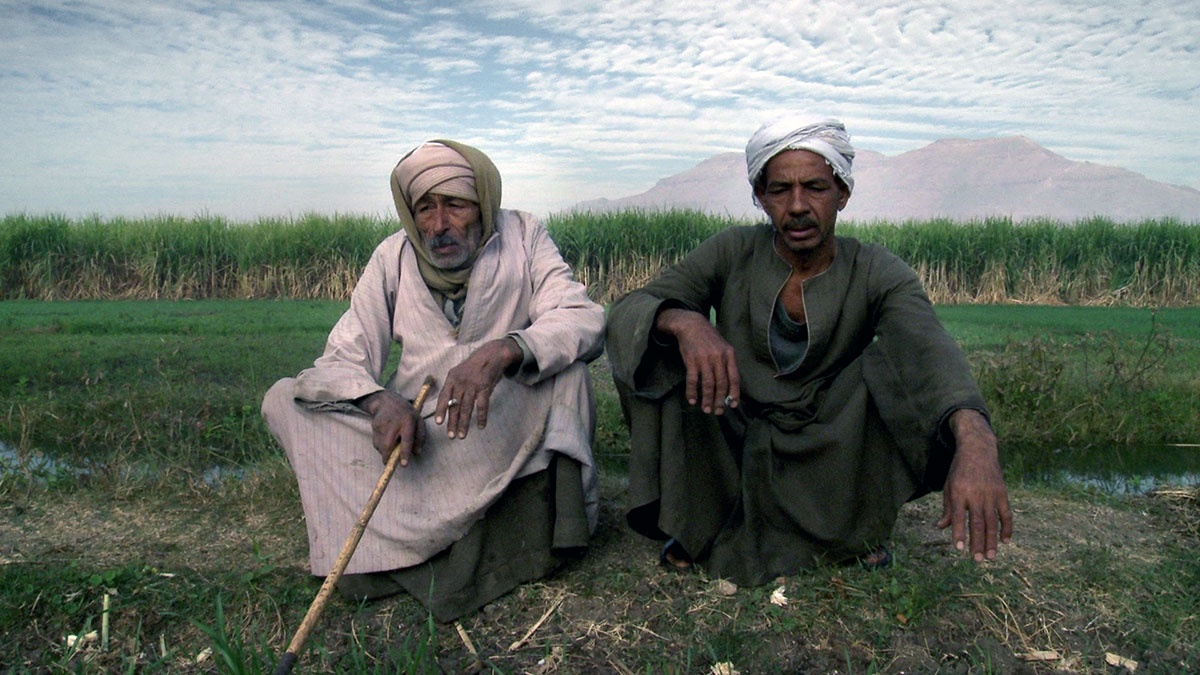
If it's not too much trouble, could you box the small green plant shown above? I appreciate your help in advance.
[336,612,441,674]
[191,594,274,675]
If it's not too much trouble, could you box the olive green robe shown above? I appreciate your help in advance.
[606,226,987,586]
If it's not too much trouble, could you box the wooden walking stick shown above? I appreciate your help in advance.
[273,375,436,675]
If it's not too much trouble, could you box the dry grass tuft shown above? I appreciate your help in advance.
[1153,484,1200,540]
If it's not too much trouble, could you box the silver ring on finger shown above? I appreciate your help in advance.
[447,398,459,408]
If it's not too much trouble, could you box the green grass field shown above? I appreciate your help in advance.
[2,300,1198,673]
[2,209,1199,672]
[3,300,1197,482]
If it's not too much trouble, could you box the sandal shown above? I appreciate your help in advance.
[659,538,694,571]
[858,545,892,570]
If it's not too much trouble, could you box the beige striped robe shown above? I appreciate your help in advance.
[262,209,604,576]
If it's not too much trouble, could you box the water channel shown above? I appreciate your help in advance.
[3,440,1197,495]
[0,441,248,487]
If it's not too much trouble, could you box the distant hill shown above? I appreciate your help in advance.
[572,137,1200,222]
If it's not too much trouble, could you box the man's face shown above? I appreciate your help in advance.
[754,149,849,266]
[414,193,483,270]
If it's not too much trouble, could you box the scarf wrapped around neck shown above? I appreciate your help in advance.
[389,140,502,300]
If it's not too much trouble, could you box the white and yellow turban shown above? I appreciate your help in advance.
[391,142,479,207]
[389,140,503,298]
[745,115,856,193]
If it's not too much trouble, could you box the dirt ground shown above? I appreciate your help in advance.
[3,472,1197,673]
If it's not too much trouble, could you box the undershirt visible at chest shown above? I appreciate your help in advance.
[769,295,809,373]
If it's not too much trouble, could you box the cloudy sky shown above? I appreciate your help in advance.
[2,0,1197,221]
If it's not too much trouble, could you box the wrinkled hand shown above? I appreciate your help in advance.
[357,390,426,467]
[434,338,524,439]
[655,308,741,415]
[937,409,1014,561]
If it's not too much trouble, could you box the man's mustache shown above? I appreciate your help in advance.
[783,217,820,229]
[428,234,460,249]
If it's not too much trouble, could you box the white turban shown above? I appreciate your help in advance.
[745,116,855,193]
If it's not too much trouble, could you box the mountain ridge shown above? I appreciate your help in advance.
[571,137,1200,222]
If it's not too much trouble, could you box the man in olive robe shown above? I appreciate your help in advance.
[606,116,1013,585]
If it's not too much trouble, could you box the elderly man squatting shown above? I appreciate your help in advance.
[262,140,605,621]
[606,116,1013,585]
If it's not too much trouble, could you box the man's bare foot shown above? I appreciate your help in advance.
[660,538,694,570]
